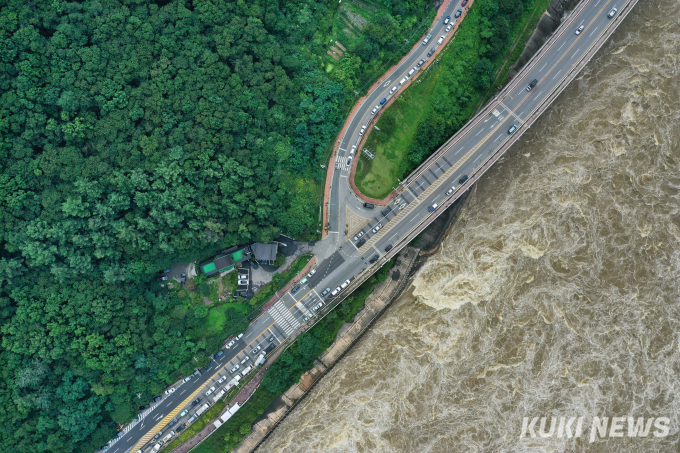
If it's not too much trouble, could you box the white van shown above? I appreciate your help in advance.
[399,77,407,86]
[407,67,416,77]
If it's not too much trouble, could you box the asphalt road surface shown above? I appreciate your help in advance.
[114,0,634,451]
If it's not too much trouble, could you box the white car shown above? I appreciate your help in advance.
[575,25,584,35]
[446,187,454,195]
[307,269,316,278]
[350,145,357,155]
[353,231,365,241]
[312,302,324,312]
[182,376,192,383]
[607,7,617,18]
[164,387,175,395]
[359,125,367,136]
[205,386,216,396]
[437,35,445,45]
[226,340,235,349]
[372,223,382,233]
[389,86,398,95]
[230,364,240,374]
[251,345,261,354]
[240,356,250,365]
[371,106,379,115]
[235,333,244,340]
[341,279,350,289]
[445,23,453,32]
[238,279,248,285]
[218,375,228,384]
[422,33,431,45]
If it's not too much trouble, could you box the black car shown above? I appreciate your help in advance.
[357,238,367,247]
[363,202,375,209]
[381,206,392,216]
[454,9,462,18]
[459,175,468,184]
[176,423,186,433]
[369,255,379,264]
[291,284,301,294]
[192,398,201,407]
[427,47,436,57]
[385,244,393,253]
[417,59,425,67]
[251,260,259,269]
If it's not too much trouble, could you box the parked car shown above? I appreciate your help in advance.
[341,279,350,289]
[180,409,189,417]
[429,203,438,212]
[575,25,585,35]
[214,350,224,359]
[408,67,417,77]
[164,387,175,395]
[291,284,301,294]
[251,260,259,269]
[372,223,382,233]
[182,376,192,383]
[163,269,171,273]
[353,231,365,241]
[455,9,462,18]
[191,398,201,407]
[251,345,262,354]
[235,333,243,340]
[369,255,379,264]
[158,276,168,281]
[321,288,331,296]
[446,187,454,195]
[446,23,453,32]
[331,287,341,296]
[389,86,398,95]
[205,386,216,396]
[226,340,235,349]
[459,175,468,184]
[230,365,240,374]
[461,0,468,6]
[350,145,356,155]
[607,7,617,18]
[238,279,248,285]
[153,396,162,403]
[307,269,316,278]
[218,375,228,384]
[508,124,518,134]
[437,35,445,45]
[371,106,379,115]
[240,356,249,365]
[363,202,375,209]
[312,302,324,312]
[357,238,367,247]
[385,244,393,253]
[444,15,451,24]
[381,206,392,216]
[417,59,425,67]
[427,47,436,57]
[422,33,432,45]
[359,125,367,136]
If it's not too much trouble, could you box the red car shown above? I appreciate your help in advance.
[461,0,468,5]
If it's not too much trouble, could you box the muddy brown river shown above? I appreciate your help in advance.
[259,0,680,451]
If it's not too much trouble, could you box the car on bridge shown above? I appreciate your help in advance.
[575,25,585,35]
[526,79,538,91]
[312,302,324,312]
[369,255,379,264]
[446,187,454,195]
[607,7,617,18]
[341,280,350,289]
[429,203,438,212]
[459,175,468,184]
[385,245,393,253]
[508,124,518,134]
[331,286,341,296]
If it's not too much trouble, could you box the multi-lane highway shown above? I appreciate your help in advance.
[115,0,636,451]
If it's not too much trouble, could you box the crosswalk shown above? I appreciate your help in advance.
[269,301,301,336]
[335,155,351,172]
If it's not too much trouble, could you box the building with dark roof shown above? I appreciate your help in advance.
[251,243,278,264]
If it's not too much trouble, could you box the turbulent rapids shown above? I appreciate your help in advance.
[259,0,680,451]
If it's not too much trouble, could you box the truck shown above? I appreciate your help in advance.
[195,403,210,417]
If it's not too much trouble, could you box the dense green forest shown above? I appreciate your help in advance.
[0,0,433,451]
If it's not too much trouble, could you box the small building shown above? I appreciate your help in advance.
[251,243,278,264]
[200,245,252,276]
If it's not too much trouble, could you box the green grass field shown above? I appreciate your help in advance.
[355,66,442,199]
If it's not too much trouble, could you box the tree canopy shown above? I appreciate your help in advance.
[0,0,433,451]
